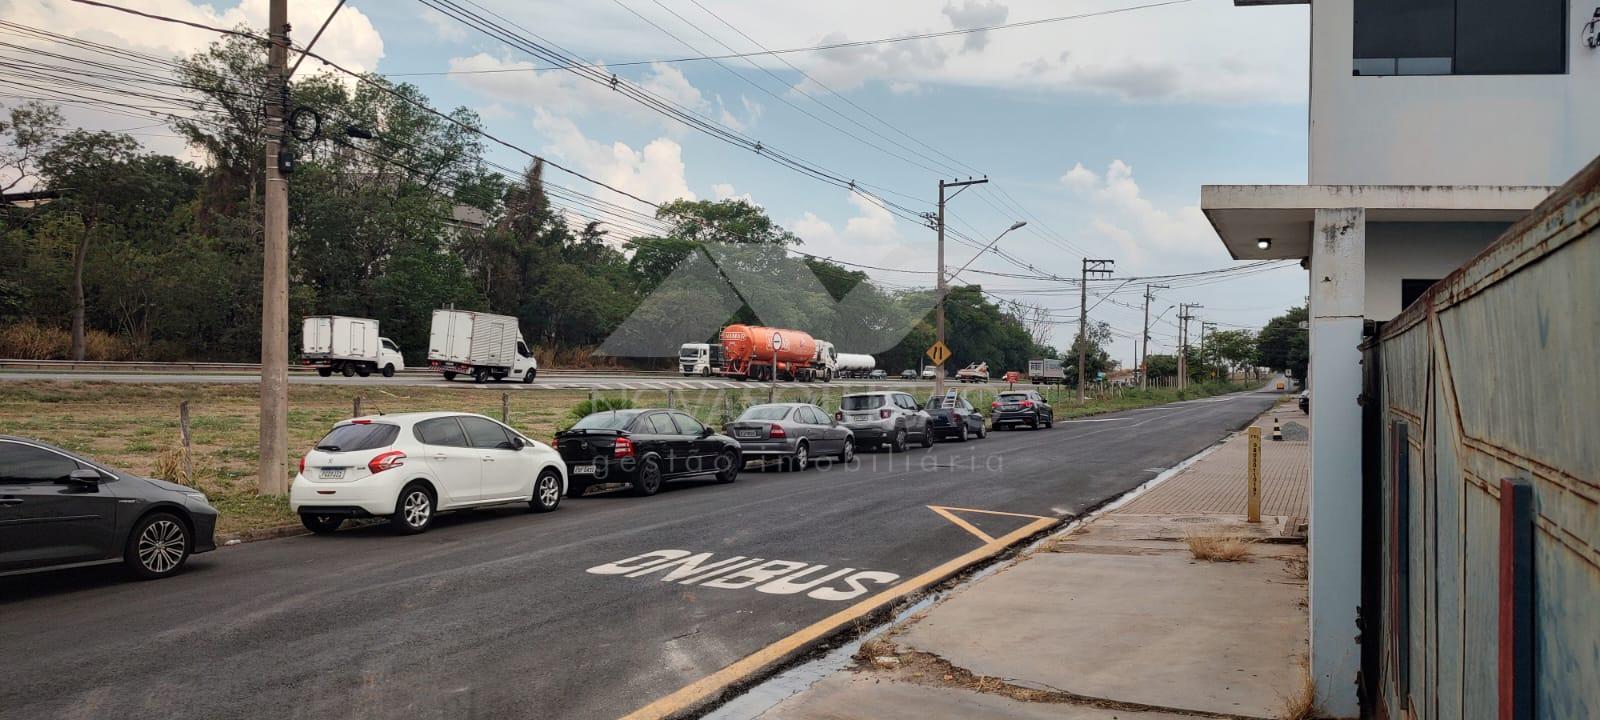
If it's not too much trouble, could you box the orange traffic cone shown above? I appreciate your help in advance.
[1271,417,1284,442]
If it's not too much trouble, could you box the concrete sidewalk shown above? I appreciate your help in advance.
[740,399,1312,720]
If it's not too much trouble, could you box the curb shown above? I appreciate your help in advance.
[217,523,307,546]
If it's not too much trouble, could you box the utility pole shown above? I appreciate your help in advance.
[258,0,290,496]
[1177,303,1202,390]
[934,177,987,398]
[1203,321,1219,381]
[1139,283,1168,391]
[1076,259,1115,402]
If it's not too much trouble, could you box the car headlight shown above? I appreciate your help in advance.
[182,490,210,504]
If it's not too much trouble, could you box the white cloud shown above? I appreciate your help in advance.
[420,6,469,42]
[941,0,1009,52]
[789,192,920,271]
[710,183,755,204]
[534,110,694,206]
[1060,159,1215,267]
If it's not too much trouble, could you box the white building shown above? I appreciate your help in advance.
[1202,1,1600,715]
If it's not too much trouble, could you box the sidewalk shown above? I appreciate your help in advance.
[743,400,1312,720]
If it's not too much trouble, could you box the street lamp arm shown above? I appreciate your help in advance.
[946,220,1025,287]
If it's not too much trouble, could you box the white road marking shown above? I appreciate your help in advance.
[588,549,901,602]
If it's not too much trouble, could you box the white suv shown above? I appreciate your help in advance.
[291,412,567,534]
[837,391,932,452]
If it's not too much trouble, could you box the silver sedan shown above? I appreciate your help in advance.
[722,403,855,470]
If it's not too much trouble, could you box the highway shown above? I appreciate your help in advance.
[0,388,1278,720]
[0,369,1004,392]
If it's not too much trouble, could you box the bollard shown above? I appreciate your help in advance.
[1271,417,1283,442]
[1247,426,1262,523]
[178,400,193,485]
[501,392,510,423]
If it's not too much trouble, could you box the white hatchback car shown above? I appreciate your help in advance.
[291,412,567,535]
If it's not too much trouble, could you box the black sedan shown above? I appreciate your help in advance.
[0,435,219,580]
[924,395,987,442]
[556,409,741,497]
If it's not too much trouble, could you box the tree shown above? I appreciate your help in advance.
[1065,320,1116,384]
[1209,329,1259,378]
[1257,306,1309,382]
[0,102,63,194]
[1144,353,1180,380]
[37,130,144,359]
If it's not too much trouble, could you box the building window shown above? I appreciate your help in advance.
[1354,0,1568,76]
[1401,279,1441,309]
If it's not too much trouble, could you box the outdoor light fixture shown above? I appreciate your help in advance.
[1257,238,1273,250]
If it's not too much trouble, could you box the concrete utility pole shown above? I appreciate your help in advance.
[1139,283,1167,391]
[1076,259,1115,402]
[1203,321,1218,380]
[1177,304,1203,390]
[933,177,987,398]
[258,0,290,496]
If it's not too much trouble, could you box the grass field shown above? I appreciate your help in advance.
[0,380,1251,536]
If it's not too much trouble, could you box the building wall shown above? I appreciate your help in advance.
[1309,0,1600,186]
[1362,222,1510,319]
[1365,158,1600,720]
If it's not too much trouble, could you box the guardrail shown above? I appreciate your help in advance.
[0,359,677,376]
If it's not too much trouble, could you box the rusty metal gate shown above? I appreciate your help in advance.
[1360,157,1599,719]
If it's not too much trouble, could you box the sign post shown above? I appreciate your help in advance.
[1247,426,1262,523]
[769,332,784,404]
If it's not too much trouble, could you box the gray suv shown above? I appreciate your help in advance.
[837,391,932,452]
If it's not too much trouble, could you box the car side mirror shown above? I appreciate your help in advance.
[66,468,103,486]
[510,436,527,450]
[699,426,714,438]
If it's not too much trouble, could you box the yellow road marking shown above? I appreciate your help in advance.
[619,514,1060,720]
[927,506,996,543]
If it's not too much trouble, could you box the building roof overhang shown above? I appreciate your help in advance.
[1200,184,1556,260]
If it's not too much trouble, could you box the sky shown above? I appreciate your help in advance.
[3,0,1313,367]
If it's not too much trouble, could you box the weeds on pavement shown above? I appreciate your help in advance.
[1183,531,1256,562]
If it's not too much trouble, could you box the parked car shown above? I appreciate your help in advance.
[0,435,218,580]
[900,369,918,380]
[837,391,932,452]
[920,367,937,380]
[556,409,741,497]
[724,403,854,470]
[1298,390,1309,414]
[869,369,888,380]
[291,412,567,535]
[925,394,987,442]
[991,390,1054,430]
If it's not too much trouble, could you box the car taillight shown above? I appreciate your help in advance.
[368,450,405,474]
[880,409,891,420]
[834,411,844,422]
[299,455,306,474]
[1021,400,1034,408]
[614,436,635,458]
[991,401,1000,409]
[770,424,786,438]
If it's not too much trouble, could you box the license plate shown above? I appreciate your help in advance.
[318,467,345,480]
[736,430,759,438]
[849,413,872,422]
[572,465,596,475]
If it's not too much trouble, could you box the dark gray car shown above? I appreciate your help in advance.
[723,403,854,470]
[0,436,219,580]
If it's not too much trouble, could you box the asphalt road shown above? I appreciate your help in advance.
[0,389,1279,720]
[0,370,980,392]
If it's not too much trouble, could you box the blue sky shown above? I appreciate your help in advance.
[13,0,1314,366]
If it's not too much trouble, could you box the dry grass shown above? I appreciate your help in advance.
[1183,530,1257,562]
[1278,656,1319,720]
[0,321,132,360]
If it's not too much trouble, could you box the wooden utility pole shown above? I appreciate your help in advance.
[1139,284,1167,391]
[1076,259,1115,402]
[934,178,988,399]
[1177,303,1202,390]
[258,0,290,495]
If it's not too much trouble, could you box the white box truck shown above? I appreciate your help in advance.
[428,309,538,383]
[1028,358,1065,385]
[300,316,405,378]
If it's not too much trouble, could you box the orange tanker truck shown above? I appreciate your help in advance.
[719,324,822,381]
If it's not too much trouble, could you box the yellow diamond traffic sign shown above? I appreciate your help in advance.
[926,340,951,366]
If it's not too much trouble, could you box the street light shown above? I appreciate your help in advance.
[948,220,1026,284]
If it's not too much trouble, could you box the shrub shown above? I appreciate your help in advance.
[0,321,133,360]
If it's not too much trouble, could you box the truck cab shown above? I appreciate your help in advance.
[377,337,405,377]
[680,343,711,376]
[510,338,538,382]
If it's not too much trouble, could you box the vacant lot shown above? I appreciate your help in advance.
[0,380,1249,535]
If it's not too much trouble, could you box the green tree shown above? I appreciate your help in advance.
[1256,306,1309,382]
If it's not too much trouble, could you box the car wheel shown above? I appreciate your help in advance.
[316,368,332,378]
[976,422,987,439]
[390,483,434,534]
[473,370,488,384]
[891,428,908,453]
[382,364,395,378]
[340,364,355,377]
[1044,417,1053,428]
[442,371,457,381]
[529,469,562,513]
[788,442,809,471]
[839,438,855,463]
[714,450,740,483]
[957,423,969,442]
[523,369,536,384]
[919,426,934,448]
[124,512,191,580]
[300,513,343,534]
[631,458,663,496]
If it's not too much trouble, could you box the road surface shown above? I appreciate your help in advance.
[0,370,994,392]
[0,389,1278,720]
